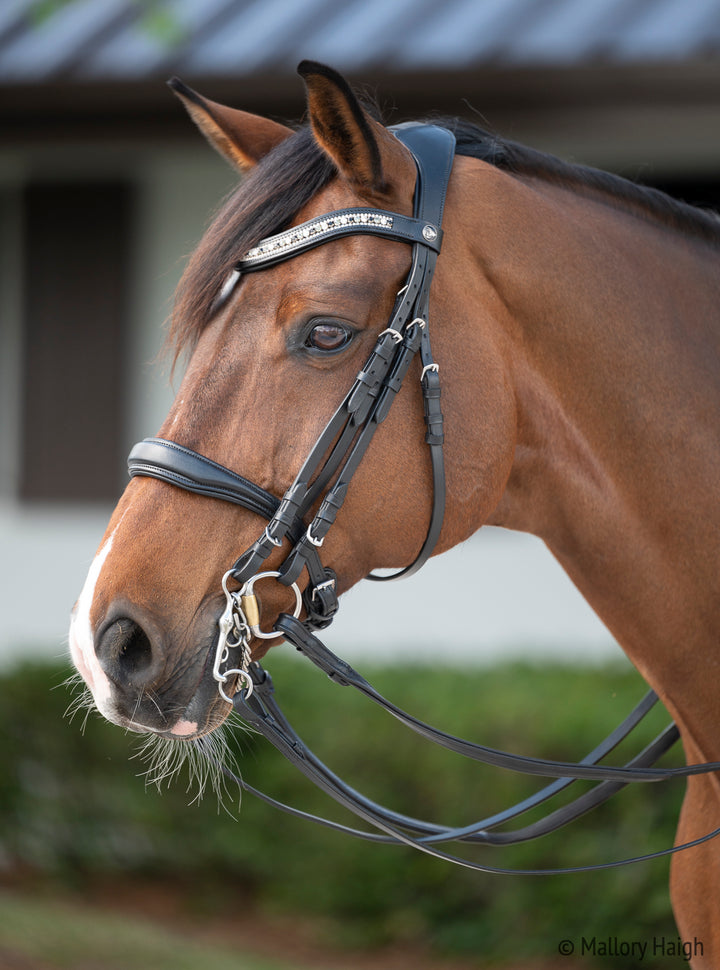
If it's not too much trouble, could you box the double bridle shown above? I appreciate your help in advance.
[128,124,720,874]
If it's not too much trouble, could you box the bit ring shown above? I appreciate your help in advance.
[241,570,302,640]
[218,668,254,703]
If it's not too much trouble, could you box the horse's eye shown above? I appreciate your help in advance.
[305,322,352,353]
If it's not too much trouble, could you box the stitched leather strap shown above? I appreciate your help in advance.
[128,437,279,521]
[366,123,454,581]
[216,618,720,874]
[227,654,720,873]
[238,208,442,271]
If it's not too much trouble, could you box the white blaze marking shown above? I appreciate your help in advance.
[69,533,116,716]
[69,516,203,739]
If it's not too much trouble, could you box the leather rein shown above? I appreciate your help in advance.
[127,124,720,874]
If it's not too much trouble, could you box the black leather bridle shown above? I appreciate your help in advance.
[129,123,454,629]
[127,124,720,873]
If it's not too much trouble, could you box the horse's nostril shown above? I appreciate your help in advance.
[118,619,153,674]
[96,616,155,686]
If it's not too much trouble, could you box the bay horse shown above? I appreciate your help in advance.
[69,62,720,963]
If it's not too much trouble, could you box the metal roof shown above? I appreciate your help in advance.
[1,0,720,84]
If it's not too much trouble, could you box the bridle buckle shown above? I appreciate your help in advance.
[306,524,325,548]
[311,577,336,602]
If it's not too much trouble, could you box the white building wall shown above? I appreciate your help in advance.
[0,505,620,670]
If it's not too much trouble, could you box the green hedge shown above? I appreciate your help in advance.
[0,653,685,965]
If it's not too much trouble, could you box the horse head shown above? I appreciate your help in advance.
[68,62,516,741]
[67,59,720,956]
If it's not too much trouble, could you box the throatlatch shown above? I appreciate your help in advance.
[128,123,720,874]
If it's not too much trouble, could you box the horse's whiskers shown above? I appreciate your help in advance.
[63,669,246,809]
[132,716,246,811]
[62,669,97,734]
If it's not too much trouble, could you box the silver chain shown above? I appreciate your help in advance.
[212,570,303,703]
[212,571,254,703]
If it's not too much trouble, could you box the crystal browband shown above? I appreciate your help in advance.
[238,207,442,272]
[244,211,392,263]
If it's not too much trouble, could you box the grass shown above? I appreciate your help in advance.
[0,891,309,970]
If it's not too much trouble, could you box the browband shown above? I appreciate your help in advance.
[239,208,442,271]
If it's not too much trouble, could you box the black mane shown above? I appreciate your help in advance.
[172,126,333,353]
[448,116,720,248]
[172,114,720,353]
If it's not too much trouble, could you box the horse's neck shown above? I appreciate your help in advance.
[466,167,720,756]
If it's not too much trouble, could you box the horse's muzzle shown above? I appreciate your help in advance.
[90,609,231,739]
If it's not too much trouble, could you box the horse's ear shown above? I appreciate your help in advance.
[168,77,293,171]
[297,60,415,200]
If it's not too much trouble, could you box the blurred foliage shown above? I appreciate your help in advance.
[0,653,686,966]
